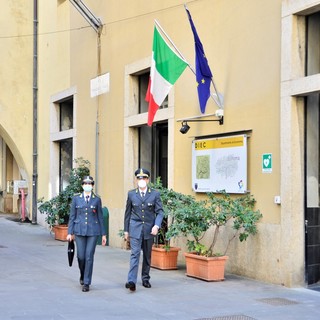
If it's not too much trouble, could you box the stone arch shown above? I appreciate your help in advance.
[0,122,31,216]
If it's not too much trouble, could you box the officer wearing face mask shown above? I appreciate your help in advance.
[124,168,164,292]
[67,176,107,292]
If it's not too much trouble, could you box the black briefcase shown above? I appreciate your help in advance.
[67,240,75,267]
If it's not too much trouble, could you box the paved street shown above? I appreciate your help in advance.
[1,214,320,320]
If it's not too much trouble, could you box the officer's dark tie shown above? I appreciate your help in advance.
[141,192,145,198]
[86,195,89,203]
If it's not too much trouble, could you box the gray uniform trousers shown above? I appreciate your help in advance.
[75,235,98,285]
[128,233,154,283]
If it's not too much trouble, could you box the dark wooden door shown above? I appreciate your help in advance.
[306,208,320,285]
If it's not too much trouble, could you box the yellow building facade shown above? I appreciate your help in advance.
[0,0,319,288]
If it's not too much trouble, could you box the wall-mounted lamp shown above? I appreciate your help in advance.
[180,121,191,134]
[179,116,224,134]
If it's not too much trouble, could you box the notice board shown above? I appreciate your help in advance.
[192,135,247,194]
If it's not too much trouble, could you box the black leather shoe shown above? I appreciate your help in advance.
[142,280,151,288]
[82,285,89,292]
[125,281,136,292]
[80,277,84,285]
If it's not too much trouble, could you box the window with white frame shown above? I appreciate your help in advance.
[50,88,76,195]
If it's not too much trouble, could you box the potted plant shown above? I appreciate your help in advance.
[166,190,262,281]
[38,158,90,241]
[149,179,197,270]
[151,216,181,270]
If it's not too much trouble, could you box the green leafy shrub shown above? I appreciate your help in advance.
[150,178,196,251]
[38,158,90,229]
[165,189,263,257]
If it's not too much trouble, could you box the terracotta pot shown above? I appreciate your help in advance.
[151,245,181,270]
[53,225,68,242]
[184,252,228,281]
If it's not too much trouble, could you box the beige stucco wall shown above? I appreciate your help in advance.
[0,1,33,212]
[37,0,73,225]
[95,0,284,284]
[2,0,319,287]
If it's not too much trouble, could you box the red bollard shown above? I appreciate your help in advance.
[20,188,26,222]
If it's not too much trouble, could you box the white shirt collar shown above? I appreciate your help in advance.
[139,188,147,196]
[83,192,92,199]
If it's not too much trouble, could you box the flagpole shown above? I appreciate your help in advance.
[154,19,223,108]
[210,79,223,108]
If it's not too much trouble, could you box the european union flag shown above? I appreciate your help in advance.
[186,8,213,114]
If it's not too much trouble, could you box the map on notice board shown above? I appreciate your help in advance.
[192,135,247,194]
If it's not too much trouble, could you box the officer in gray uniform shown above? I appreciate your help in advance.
[124,168,164,292]
[67,176,107,292]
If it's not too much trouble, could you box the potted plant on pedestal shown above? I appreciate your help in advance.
[166,190,262,281]
[38,158,90,241]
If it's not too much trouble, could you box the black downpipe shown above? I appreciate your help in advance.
[32,0,38,224]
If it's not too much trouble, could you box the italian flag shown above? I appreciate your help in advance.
[146,26,188,126]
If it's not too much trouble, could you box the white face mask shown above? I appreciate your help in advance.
[138,179,147,189]
[83,184,93,192]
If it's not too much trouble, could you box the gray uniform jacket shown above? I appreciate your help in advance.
[68,192,106,236]
[124,187,164,240]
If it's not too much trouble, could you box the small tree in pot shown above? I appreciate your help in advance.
[165,190,262,280]
[149,178,197,270]
[151,178,195,249]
